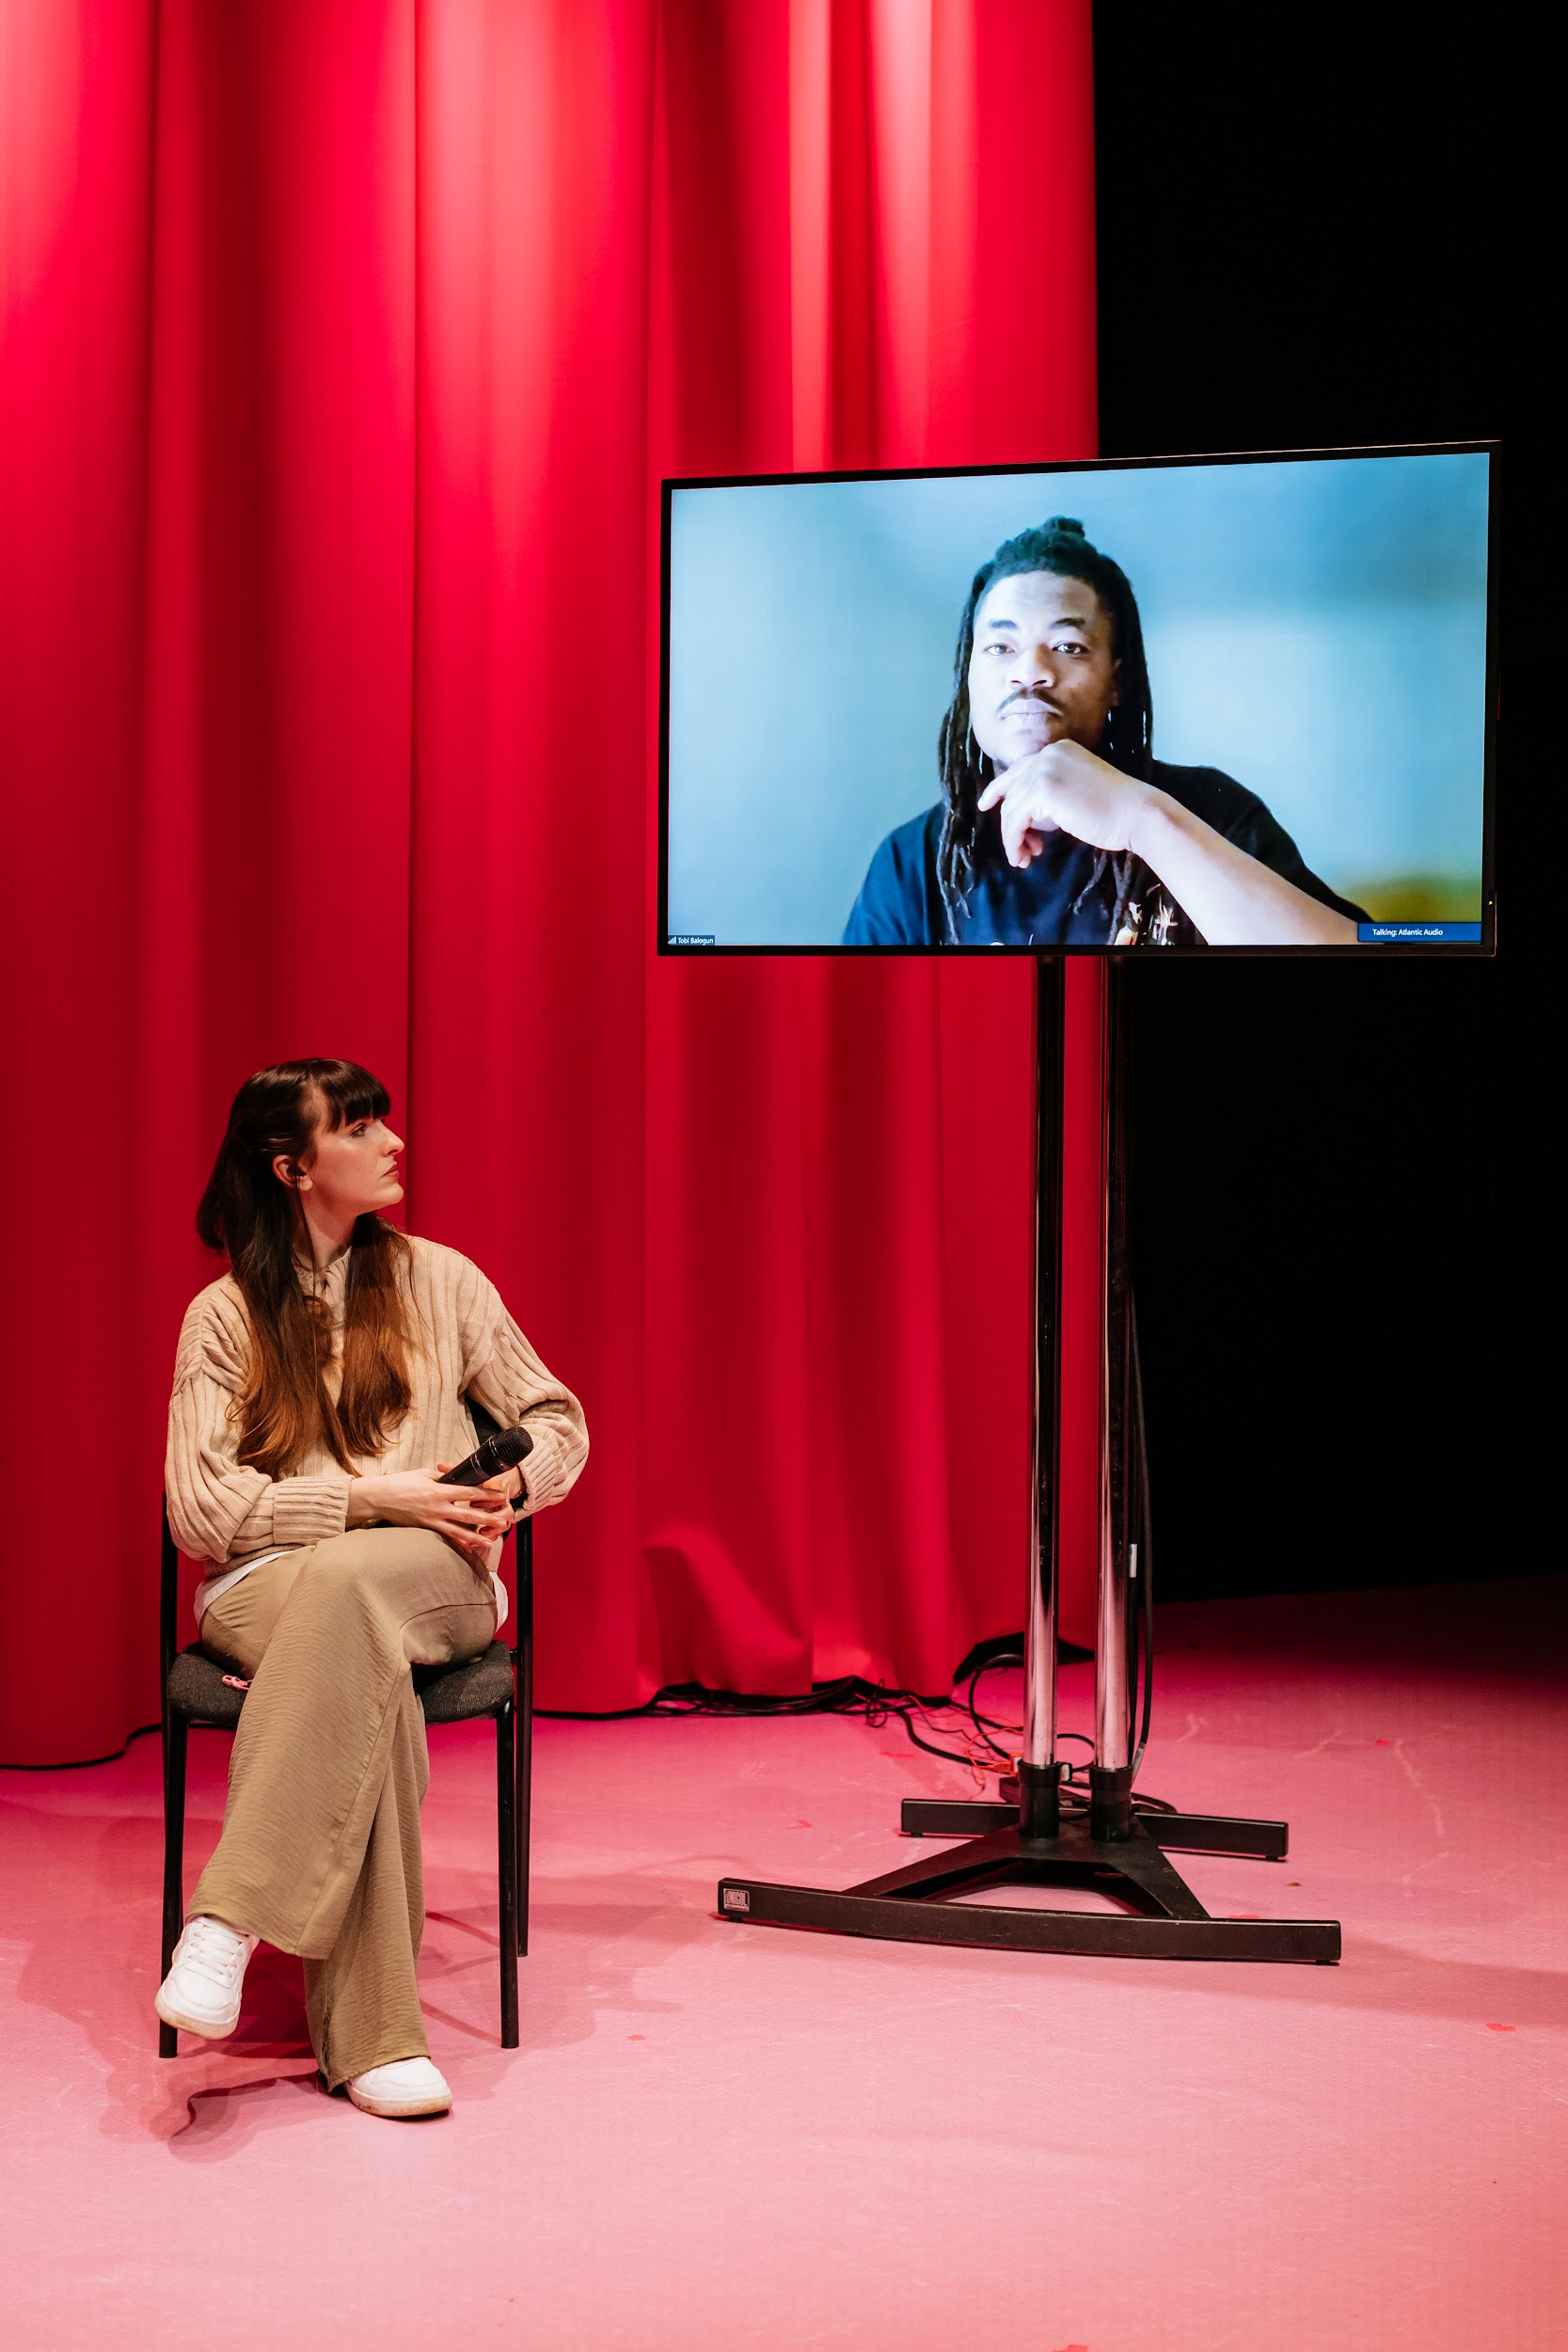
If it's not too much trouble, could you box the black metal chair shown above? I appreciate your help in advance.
[158,1407,533,2057]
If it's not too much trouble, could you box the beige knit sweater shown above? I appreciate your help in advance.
[166,1235,588,1581]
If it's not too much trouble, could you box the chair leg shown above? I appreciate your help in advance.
[159,1710,188,2058]
[495,1698,519,2049]
[516,1630,532,1958]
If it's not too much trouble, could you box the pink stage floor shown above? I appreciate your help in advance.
[3,1576,1564,2351]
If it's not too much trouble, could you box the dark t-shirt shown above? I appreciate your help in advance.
[842,761,1368,946]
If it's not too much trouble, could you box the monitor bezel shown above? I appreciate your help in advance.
[657,439,1499,959]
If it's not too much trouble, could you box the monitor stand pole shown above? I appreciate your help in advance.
[718,956,1340,1965]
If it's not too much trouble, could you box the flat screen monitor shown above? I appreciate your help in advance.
[658,444,1497,955]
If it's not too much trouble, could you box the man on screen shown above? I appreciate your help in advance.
[843,516,1367,947]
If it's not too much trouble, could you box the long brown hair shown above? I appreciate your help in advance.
[196,1060,414,1477]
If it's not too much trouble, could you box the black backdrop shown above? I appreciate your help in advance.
[1093,12,1511,1601]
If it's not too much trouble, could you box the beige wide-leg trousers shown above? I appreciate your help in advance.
[190,1527,497,2090]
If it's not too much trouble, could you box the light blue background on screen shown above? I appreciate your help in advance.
[666,452,1491,945]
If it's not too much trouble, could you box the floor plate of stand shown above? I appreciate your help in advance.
[899,1798,1290,1860]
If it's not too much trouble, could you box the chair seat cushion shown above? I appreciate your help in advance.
[415,1641,515,1722]
[168,1640,515,1726]
[167,1645,246,1726]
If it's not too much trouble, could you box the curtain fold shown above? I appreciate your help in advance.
[0,0,1098,1764]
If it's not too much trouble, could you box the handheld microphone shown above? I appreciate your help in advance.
[437,1424,534,1488]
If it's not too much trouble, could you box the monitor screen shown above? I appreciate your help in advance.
[658,445,1497,955]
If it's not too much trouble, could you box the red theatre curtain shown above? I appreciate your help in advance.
[0,0,1100,1765]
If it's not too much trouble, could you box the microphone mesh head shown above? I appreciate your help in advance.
[489,1425,533,1466]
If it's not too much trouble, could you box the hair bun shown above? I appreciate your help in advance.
[1044,516,1086,537]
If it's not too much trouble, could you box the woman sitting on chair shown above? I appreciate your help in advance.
[156,1058,588,2119]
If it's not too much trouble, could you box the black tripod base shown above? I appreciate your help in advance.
[718,1814,1339,1964]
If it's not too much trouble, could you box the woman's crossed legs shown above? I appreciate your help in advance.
[186,1526,497,2091]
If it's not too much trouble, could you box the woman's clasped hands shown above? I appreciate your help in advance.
[347,1462,522,1568]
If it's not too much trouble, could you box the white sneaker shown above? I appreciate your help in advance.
[345,2057,452,2118]
[154,1915,260,2039]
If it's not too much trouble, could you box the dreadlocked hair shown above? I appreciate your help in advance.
[935,516,1157,943]
[196,1058,415,1478]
